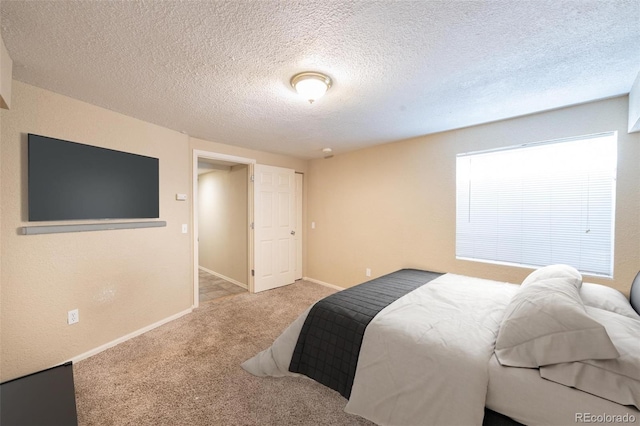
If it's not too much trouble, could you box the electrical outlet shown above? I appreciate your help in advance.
[68,309,79,325]
[366,268,372,277]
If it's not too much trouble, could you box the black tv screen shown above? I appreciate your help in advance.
[28,134,159,221]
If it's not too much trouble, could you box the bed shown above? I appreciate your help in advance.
[242,267,640,425]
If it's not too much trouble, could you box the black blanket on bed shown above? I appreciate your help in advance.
[288,268,443,398]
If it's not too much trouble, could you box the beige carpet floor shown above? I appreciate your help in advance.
[74,280,376,426]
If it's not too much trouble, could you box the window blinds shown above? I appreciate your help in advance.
[456,132,617,277]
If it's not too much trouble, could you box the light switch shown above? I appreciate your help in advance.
[181,224,188,233]
[311,222,316,229]
[176,193,187,201]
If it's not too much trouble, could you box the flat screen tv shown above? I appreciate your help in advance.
[28,134,159,221]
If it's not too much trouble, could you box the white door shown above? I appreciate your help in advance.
[254,164,296,292]
[294,173,303,280]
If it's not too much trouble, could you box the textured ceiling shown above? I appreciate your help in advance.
[1,1,639,159]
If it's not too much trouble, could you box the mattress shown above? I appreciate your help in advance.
[486,354,640,425]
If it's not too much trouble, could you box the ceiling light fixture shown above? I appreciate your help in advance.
[290,72,332,104]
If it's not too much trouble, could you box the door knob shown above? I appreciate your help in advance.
[291,230,296,235]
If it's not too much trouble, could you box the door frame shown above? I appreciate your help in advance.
[192,149,256,308]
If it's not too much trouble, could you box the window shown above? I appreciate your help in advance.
[456,132,617,277]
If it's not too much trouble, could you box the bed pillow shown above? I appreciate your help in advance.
[581,283,640,320]
[495,265,619,368]
[540,307,640,409]
[521,263,583,288]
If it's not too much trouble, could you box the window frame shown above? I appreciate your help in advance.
[455,131,617,278]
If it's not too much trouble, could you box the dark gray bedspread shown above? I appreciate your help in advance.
[288,269,443,398]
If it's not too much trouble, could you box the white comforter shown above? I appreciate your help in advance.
[242,273,519,425]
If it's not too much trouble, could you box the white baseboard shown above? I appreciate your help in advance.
[68,307,193,364]
[303,277,345,291]
[199,266,248,289]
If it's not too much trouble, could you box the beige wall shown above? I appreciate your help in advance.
[306,96,640,295]
[198,165,248,285]
[0,34,12,110]
[0,77,3,371]
[0,82,192,381]
[190,137,307,172]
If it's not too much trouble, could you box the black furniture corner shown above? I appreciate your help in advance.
[1,361,78,426]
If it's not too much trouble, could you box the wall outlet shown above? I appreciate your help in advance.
[68,309,79,325]
[366,268,372,277]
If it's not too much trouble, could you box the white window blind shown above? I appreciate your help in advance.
[456,132,617,277]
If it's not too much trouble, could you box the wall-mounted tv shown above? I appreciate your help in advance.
[28,134,159,221]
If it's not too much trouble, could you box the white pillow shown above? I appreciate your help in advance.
[521,264,583,289]
[581,283,640,320]
[495,265,619,368]
[540,307,640,409]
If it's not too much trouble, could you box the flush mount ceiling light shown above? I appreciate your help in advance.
[290,72,332,104]
[322,147,334,159]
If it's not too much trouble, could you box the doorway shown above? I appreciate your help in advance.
[192,150,303,308]
[197,160,249,302]
[193,151,255,308]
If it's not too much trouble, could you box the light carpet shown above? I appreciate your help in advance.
[74,280,375,425]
